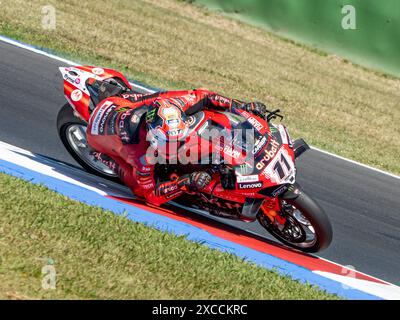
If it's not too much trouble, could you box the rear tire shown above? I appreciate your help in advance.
[57,103,121,183]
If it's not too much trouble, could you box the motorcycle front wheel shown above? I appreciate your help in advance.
[258,188,333,253]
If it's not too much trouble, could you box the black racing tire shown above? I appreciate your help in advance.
[56,103,121,183]
[258,190,333,253]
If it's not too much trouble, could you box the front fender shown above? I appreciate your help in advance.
[293,138,310,159]
[280,183,302,200]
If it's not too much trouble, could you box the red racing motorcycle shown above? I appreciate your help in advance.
[57,65,332,252]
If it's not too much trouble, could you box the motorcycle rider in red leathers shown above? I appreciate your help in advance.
[86,80,268,206]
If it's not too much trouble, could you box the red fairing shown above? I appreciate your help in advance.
[75,66,132,90]
[60,65,133,122]
[63,78,91,121]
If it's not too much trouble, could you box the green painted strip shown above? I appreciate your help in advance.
[196,0,400,77]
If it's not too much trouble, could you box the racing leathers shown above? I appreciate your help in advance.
[87,87,266,206]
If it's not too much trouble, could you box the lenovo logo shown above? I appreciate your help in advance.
[238,182,263,189]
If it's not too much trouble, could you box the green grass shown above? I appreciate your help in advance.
[0,173,338,299]
[1,0,399,175]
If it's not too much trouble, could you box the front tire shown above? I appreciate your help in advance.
[57,103,120,183]
[258,189,333,252]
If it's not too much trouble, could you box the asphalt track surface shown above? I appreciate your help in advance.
[1,41,399,284]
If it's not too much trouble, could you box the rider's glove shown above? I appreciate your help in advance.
[241,102,268,118]
[178,171,211,191]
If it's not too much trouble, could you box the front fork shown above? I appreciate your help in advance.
[261,198,286,225]
[260,183,303,225]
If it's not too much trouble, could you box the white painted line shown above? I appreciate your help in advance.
[0,35,79,66]
[0,141,107,195]
[310,146,400,180]
[316,255,396,287]
[0,34,398,180]
[314,271,400,300]
[0,35,156,94]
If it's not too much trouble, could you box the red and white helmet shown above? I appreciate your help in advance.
[146,99,189,158]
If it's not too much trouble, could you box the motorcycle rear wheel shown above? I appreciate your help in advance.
[56,103,120,182]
